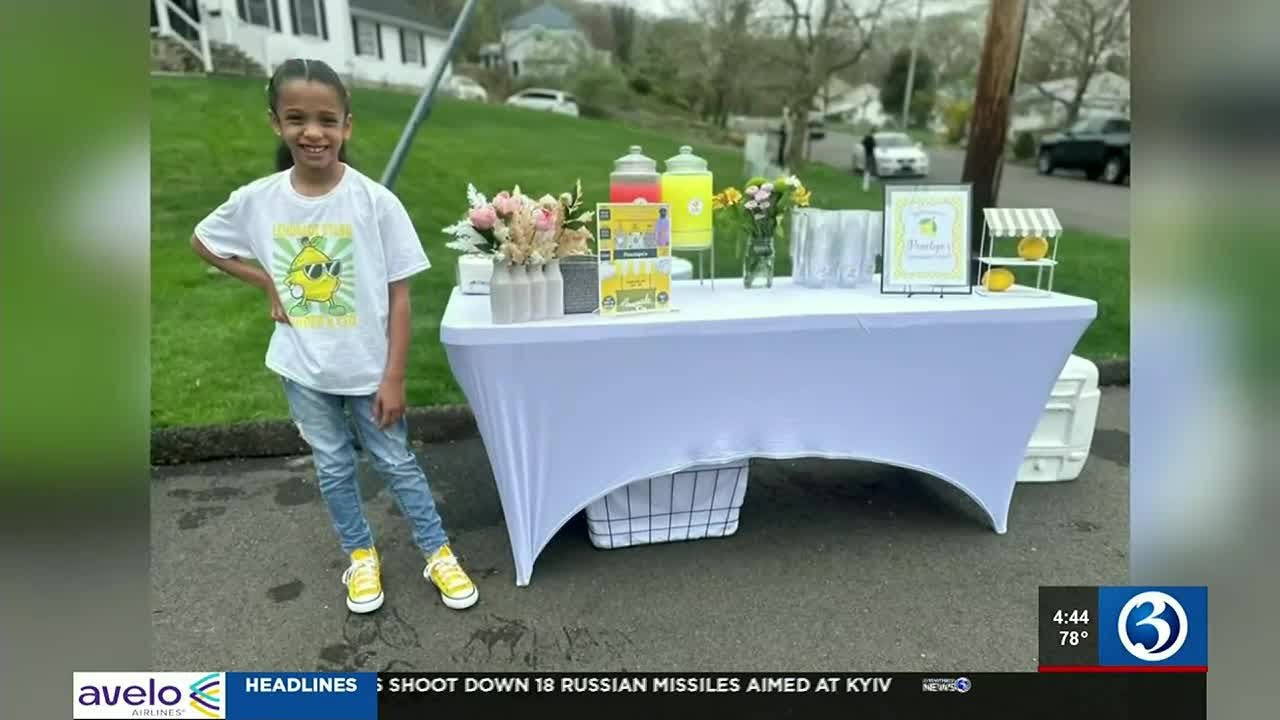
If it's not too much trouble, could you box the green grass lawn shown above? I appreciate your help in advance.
[152,75,1128,428]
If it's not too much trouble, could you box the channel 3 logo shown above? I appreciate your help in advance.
[1099,587,1207,669]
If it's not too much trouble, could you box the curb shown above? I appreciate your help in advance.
[150,404,477,466]
[152,360,1130,465]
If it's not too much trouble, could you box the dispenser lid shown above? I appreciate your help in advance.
[613,145,657,174]
[664,145,708,173]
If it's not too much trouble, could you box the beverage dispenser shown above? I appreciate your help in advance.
[661,145,713,249]
[609,146,661,204]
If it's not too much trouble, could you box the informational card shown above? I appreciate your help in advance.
[880,184,972,294]
[595,203,673,316]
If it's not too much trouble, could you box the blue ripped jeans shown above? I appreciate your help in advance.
[281,378,449,557]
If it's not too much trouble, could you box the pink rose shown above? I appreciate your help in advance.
[469,205,497,230]
[493,192,520,216]
[533,207,556,232]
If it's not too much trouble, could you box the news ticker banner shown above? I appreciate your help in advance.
[72,671,1205,719]
[1038,585,1208,672]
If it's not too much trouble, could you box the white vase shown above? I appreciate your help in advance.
[510,264,532,323]
[545,259,565,319]
[489,259,515,324]
[528,262,548,320]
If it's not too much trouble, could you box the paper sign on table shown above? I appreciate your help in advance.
[596,203,673,316]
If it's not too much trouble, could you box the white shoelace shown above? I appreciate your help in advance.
[426,555,465,587]
[342,558,378,592]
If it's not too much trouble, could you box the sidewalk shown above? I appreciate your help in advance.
[153,389,1128,672]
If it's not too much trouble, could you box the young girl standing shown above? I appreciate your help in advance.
[191,58,478,613]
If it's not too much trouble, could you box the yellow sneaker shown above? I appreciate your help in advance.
[341,547,384,613]
[423,545,478,610]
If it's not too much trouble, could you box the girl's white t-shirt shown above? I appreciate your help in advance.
[195,164,430,395]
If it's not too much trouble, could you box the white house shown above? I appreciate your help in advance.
[1011,71,1131,135]
[819,81,889,128]
[151,0,453,88]
[478,2,603,79]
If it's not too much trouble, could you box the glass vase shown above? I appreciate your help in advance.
[743,231,775,289]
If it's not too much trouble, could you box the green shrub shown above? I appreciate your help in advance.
[1013,131,1037,160]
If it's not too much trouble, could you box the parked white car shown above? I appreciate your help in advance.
[505,88,580,117]
[443,75,488,102]
[853,132,930,178]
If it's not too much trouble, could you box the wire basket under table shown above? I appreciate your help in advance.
[584,460,750,549]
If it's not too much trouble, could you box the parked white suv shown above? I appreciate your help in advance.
[505,88,579,117]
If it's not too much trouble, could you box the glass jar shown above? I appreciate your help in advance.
[743,229,775,289]
[661,145,714,249]
[609,145,661,204]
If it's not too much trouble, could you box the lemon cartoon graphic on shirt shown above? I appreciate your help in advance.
[273,224,357,329]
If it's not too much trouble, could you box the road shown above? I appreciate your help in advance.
[153,389,1128,672]
[808,132,1131,239]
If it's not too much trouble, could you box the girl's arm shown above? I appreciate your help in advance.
[373,278,411,429]
[191,235,290,324]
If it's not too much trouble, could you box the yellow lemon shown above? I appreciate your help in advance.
[982,268,1015,292]
[1017,235,1049,261]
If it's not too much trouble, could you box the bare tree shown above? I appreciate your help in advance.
[769,0,898,170]
[686,0,755,128]
[1027,0,1129,126]
[609,4,637,66]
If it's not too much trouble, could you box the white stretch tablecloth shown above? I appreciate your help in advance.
[441,278,1097,586]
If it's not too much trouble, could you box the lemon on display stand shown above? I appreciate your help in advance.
[1017,235,1049,261]
[982,267,1015,292]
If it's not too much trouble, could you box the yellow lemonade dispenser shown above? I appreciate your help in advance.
[661,145,715,285]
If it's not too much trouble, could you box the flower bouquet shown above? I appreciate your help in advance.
[712,175,811,288]
[443,181,595,322]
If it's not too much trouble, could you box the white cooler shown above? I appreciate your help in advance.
[585,461,749,549]
[1018,355,1102,483]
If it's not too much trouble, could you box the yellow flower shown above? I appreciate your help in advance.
[793,186,812,207]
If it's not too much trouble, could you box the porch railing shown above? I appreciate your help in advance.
[152,0,213,73]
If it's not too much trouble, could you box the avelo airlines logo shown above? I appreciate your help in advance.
[74,673,226,719]
[188,673,223,718]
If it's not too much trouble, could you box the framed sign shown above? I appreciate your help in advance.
[880,184,973,295]
[596,203,674,316]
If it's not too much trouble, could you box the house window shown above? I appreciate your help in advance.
[290,0,327,39]
[239,0,278,30]
[353,17,381,58]
[400,29,425,66]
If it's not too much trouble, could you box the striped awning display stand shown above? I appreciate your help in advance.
[978,207,1063,297]
[982,207,1062,238]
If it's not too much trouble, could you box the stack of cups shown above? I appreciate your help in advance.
[791,208,882,288]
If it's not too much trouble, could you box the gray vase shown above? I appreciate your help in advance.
[560,255,600,314]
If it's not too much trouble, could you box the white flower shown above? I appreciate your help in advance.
[786,175,801,187]
[745,185,759,194]
[494,224,510,241]
[744,199,758,209]
[762,182,774,192]
[466,183,488,210]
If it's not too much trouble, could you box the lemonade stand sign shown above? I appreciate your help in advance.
[880,184,973,295]
[595,203,674,316]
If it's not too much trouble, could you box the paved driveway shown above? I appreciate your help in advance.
[153,389,1129,672]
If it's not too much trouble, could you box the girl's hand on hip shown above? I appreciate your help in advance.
[373,377,406,430]
[267,287,291,325]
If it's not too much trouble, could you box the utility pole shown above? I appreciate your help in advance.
[962,0,1028,282]
[381,0,480,189]
[901,0,926,129]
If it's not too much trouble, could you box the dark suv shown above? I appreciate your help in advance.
[1036,116,1130,184]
